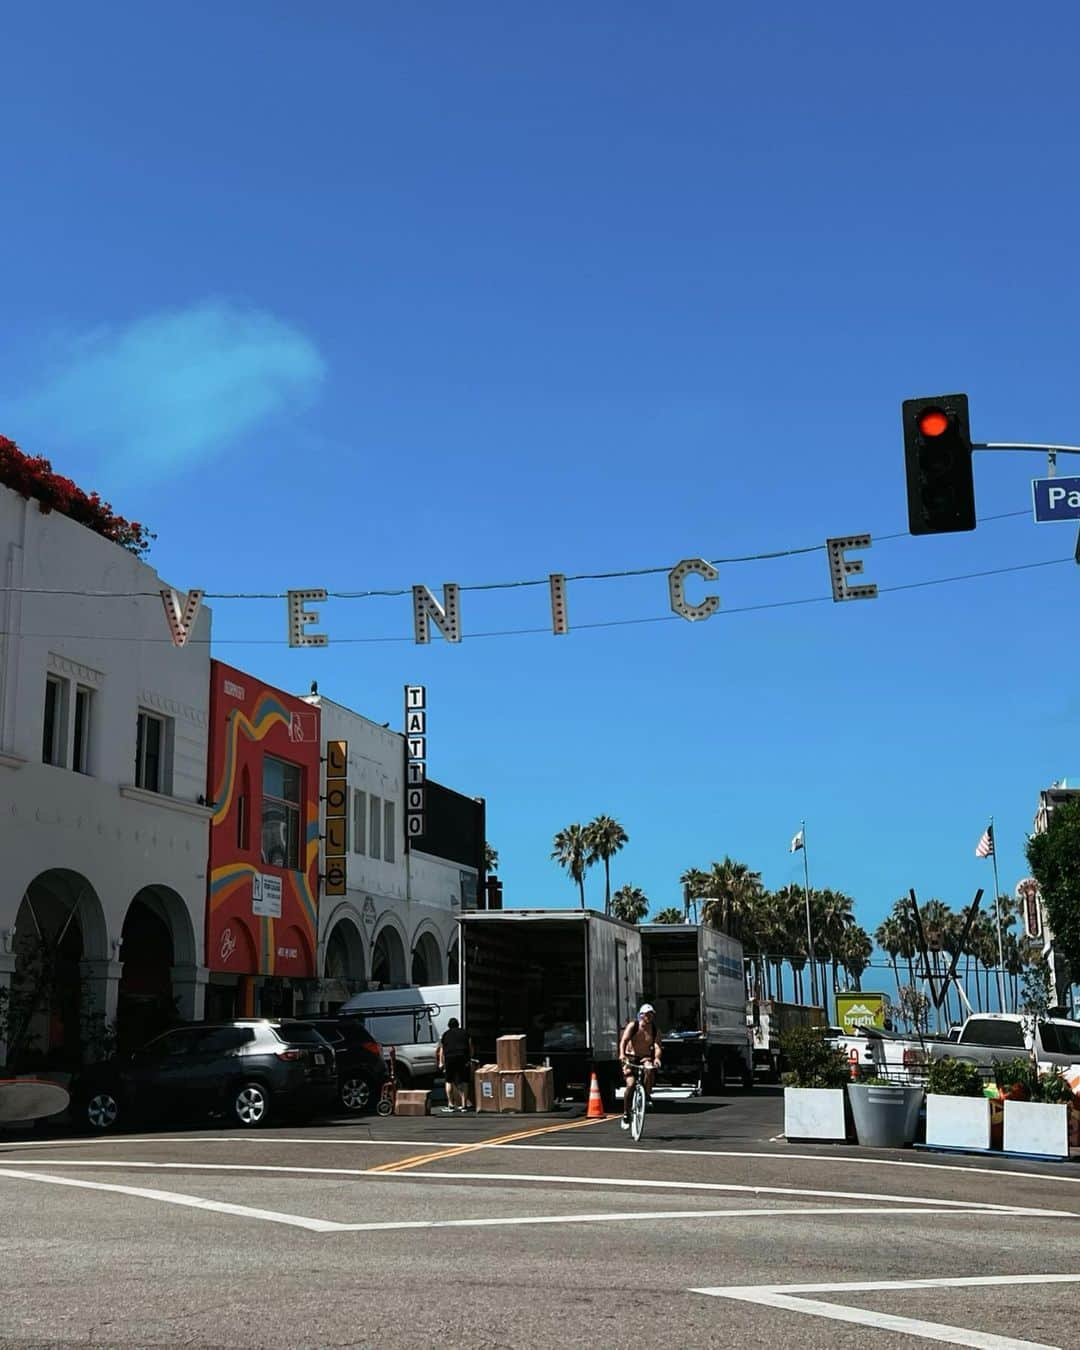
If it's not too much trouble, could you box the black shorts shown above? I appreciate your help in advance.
[444,1057,469,1086]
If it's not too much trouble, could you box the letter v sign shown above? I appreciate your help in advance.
[160,588,205,648]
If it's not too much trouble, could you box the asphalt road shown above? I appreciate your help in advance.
[2,1086,1079,1349]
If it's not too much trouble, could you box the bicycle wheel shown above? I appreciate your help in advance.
[630,1080,647,1141]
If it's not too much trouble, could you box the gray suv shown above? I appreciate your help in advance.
[74,1019,338,1133]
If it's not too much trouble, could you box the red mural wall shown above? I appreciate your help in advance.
[206,661,320,978]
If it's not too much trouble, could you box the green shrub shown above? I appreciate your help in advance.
[780,1026,849,1089]
[993,1057,1038,1097]
[926,1057,984,1098]
[1031,1070,1075,1105]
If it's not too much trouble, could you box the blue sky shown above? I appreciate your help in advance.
[3,4,1080,952]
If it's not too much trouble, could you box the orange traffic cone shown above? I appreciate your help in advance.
[586,1072,605,1119]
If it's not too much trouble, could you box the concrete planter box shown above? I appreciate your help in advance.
[784,1086,846,1141]
[847,1083,924,1148]
[1003,1099,1070,1159]
[925,1094,990,1151]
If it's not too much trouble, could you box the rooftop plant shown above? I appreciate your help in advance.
[0,436,154,557]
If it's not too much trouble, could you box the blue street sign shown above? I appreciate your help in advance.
[1032,475,1080,523]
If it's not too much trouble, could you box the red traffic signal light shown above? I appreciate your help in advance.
[917,409,950,438]
[902,394,976,535]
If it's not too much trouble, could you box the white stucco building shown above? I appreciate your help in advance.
[301,694,483,1006]
[0,481,212,1067]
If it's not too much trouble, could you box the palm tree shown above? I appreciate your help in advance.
[653,907,685,925]
[839,925,872,991]
[585,816,629,916]
[679,868,710,922]
[484,842,498,872]
[874,916,904,1003]
[700,857,764,941]
[551,824,590,909]
[769,884,809,1003]
[611,885,649,924]
[889,898,919,986]
[817,889,855,996]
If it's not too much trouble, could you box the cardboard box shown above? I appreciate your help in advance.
[497,1070,524,1112]
[496,1035,527,1071]
[524,1066,554,1113]
[394,1089,430,1117]
[474,1066,501,1112]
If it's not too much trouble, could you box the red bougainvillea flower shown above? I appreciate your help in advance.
[0,436,155,557]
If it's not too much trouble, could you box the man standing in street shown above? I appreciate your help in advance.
[436,1017,473,1113]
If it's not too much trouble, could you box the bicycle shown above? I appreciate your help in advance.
[622,1058,656,1142]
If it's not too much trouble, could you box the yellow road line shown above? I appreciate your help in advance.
[366,1112,618,1175]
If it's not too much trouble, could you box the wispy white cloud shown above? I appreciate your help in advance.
[13,301,325,475]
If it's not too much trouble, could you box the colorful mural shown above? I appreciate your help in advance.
[206,661,320,978]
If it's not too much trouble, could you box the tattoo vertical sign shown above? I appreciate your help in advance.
[404,685,426,847]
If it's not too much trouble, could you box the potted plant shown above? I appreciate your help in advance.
[999,1060,1074,1160]
[781,1026,850,1142]
[924,1056,990,1151]
[997,961,1076,1159]
[847,1072,924,1148]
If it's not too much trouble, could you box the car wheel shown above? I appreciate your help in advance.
[233,1081,271,1128]
[340,1075,374,1114]
[85,1089,121,1133]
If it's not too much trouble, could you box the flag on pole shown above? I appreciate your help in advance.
[975,823,994,859]
[790,829,804,853]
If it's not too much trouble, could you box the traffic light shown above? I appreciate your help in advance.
[902,393,976,535]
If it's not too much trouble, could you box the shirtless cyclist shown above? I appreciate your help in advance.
[619,1003,661,1130]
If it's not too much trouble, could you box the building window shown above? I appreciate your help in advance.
[135,710,167,792]
[369,793,382,859]
[72,686,92,775]
[237,767,251,850]
[352,789,366,855]
[384,801,395,863]
[262,755,301,870]
[42,675,66,766]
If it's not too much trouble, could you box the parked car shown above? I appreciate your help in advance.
[73,1020,338,1133]
[924,1013,1080,1074]
[294,1015,388,1113]
[338,984,459,1085]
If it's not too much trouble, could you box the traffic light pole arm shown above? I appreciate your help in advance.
[972,442,1080,454]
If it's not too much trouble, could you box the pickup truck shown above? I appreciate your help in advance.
[924,1013,1080,1074]
[827,1026,929,1080]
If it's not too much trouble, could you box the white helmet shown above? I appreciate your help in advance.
[638,1003,655,1017]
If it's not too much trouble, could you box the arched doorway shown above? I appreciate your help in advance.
[411,930,443,985]
[371,925,407,988]
[447,936,460,984]
[324,916,365,1006]
[8,871,106,1071]
[117,887,194,1052]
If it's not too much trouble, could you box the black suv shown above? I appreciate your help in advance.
[73,1020,338,1133]
[296,1016,388,1113]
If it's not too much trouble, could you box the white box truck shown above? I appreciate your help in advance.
[459,909,642,1105]
[640,923,754,1092]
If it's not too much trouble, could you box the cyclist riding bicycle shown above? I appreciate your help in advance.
[619,1003,662,1131]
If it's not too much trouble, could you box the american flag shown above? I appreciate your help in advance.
[975,823,994,859]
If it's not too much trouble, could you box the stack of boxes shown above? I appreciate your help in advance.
[474,1035,555,1114]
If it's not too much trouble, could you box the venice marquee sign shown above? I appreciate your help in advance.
[157,534,876,648]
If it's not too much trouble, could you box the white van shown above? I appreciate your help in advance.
[339,984,461,1083]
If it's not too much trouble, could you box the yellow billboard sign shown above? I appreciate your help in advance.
[835,992,886,1033]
